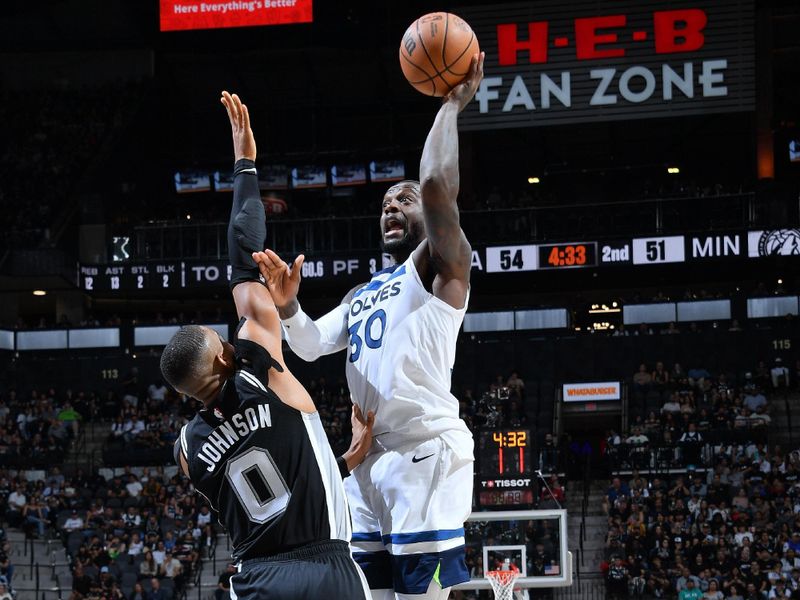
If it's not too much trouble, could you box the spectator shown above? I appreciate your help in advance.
[6,487,25,527]
[63,509,84,533]
[121,368,140,408]
[625,426,650,469]
[56,402,82,438]
[160,550,183,580]
[679,423,704,465]
[23,495,48,538]
[743,387,768,413]
[539,433,558,473]
[215,563,237,600]
[680,578,703,600]
[130,582,146,600]
[506,371,524,398]
[147,380,168,404]
[146,577,167,600]
[633,364,652,396]
[607,556,629,598]
[539,476,565,508]
[771,358,790,389]
[661,394,682,415]
[139,550,158,580]
[125,475,143,499]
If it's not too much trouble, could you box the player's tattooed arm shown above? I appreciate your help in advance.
[417,52,484,305]
[340,403,376,475]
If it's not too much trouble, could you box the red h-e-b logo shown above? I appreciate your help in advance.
[497,8,708,65]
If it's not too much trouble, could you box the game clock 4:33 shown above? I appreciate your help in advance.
[538,242,598,269]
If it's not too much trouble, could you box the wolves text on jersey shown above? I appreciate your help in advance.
[197,404,272,472]
[349,281,401,318]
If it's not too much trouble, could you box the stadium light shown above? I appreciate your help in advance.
[32,290,46,296]
[667,166,680,174]
[527,177,540,184]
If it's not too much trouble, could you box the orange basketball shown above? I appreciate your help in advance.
[399,12,480,97]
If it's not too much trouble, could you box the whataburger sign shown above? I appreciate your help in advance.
[563,382,621,402]
[459,0,755,129]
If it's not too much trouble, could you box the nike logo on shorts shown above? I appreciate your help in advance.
[412,454,434,463]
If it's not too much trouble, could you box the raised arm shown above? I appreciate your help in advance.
[416,52,484,308]
[219,91,282,355]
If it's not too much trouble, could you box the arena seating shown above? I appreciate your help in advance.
[601,360,799,599]
[0,335,795,598]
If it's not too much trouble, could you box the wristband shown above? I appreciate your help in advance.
[336,455,350,479]
[233,158,257,176]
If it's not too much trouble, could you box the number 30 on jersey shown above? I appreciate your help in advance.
[348,309,387,362]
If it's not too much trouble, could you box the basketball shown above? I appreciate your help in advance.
[399,12,480,97]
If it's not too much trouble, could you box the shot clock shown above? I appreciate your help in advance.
[538,242,598,269]
[477,429,535,509]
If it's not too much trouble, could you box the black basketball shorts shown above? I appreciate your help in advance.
[231,540,370,599]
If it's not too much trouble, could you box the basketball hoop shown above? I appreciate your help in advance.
[486,567,521,600]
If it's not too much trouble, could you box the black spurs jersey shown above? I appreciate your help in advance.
[176,318,351,560]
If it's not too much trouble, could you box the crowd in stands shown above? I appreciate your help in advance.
[602,359,799,598]
[458,371,528,433]
[1,463,212,600]
[0,389,82,468]
[1,345,796,599]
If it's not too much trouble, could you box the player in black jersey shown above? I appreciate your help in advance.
[159,92,373,599]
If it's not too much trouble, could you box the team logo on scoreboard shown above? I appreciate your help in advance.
[756,230,800,257]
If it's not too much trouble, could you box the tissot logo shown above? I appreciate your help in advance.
[482,478,532,488]
[496,9,707,66]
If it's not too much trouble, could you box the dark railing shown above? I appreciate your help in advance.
[605,428,769,474]
[131,193,763,259]
[579,453,590,569]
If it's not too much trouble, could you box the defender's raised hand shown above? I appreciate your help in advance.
[252,249,305,310]
[442,52,485,113]
[220,91,256,161]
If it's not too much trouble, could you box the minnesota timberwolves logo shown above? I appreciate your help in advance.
[758,229,800,256]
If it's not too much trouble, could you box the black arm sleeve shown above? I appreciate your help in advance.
[228,158,266,289]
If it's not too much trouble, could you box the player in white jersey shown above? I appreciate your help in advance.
[253,53,485,600]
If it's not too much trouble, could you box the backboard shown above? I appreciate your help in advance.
[455,508,573,591]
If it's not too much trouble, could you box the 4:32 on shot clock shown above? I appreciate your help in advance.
[537,242,598,269]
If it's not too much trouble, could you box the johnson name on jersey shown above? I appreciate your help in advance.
[178,320,350,560]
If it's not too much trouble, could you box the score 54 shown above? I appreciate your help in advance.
[486,245,538,273]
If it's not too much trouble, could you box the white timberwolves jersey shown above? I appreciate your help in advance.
[345,254,473,458]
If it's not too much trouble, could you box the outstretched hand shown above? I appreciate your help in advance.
[442,52,485,112]
[343,404,376,473]
[220,91,256,161]
[252,249,304,309]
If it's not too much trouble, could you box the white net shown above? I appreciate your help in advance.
[486,569,521,600]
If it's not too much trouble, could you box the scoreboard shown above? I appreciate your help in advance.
[79,255,380,293]
[476,429,536,509]
[77,228,799,293]
[479,229,800,273]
